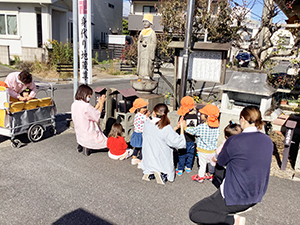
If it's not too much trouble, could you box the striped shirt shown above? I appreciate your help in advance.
[185,123,220,150]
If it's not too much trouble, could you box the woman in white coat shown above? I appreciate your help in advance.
[141,103,186,185]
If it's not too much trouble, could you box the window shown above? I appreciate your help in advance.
[108,3,114,9]
[0,13,18,35]
[143,6,157,14]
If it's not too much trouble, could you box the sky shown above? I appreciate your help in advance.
[123,0,130,17]
[123,0,288,23]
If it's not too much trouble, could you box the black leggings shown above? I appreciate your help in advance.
[132,147,142,160]
[189,189,255,225]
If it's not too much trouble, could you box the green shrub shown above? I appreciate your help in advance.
[45,40,73,66]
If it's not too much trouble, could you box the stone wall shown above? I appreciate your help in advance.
[0,45,10,65]
[22,47,47,62]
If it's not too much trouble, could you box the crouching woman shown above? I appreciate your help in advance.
[71,84,107,156]
[141,103,186,185]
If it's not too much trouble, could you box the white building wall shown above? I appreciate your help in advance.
[19,5,38,48]
[0,1,71,59]
[0,3,39,56]
[41,6,51,45]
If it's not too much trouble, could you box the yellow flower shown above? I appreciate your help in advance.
[165,95,169,98]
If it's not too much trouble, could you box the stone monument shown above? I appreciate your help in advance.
[131,13,158,93]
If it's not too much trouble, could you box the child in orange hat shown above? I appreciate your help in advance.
[129,98,150,168]
[174,96,198,176]
[183,104,220,183]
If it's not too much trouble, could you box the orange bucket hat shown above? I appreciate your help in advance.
[0,81,8,88]
[129,98,148,113]
[199,105,220,128]
[177,96,194,116]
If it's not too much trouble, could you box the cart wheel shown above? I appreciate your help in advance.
[11,139,22,148]
[28,124,44,142]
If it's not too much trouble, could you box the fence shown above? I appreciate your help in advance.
[108,44,125,59]
[92,49,113,62]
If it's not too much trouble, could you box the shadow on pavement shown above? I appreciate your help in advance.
[52,208,115,225]
[55,113,72,134]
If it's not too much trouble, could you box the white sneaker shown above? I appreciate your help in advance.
[131,158,139,165]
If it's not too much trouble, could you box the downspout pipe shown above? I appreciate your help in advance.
[179,0,195,102]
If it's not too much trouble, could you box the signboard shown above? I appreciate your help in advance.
[78,0,92,84]
[177,50,223,83]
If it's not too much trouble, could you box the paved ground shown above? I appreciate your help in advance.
[1,128,300,225]
[1,63,300,225]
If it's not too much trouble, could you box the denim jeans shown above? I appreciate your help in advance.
[177,141,195,171]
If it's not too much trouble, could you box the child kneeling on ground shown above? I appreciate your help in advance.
[107,123,133,160]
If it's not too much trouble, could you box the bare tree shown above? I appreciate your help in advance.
[231,0,300,69]
[124,0,299,70]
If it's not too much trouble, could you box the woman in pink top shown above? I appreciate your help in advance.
[5,70,36,101]
[71,84,107,156]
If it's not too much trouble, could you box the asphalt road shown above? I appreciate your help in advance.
[1,63,300,225]
[0,130,300,225]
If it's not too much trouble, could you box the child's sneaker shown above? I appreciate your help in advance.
[176,170,183,176]
[185,167,192,173]
[131,158,139,165]
[191,174,205,183]
[204,173,214,181]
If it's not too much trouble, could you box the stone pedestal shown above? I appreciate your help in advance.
[131,79,158,94]
[138,93,164,112]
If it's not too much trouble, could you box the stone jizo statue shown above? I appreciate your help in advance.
[137,14,157,80]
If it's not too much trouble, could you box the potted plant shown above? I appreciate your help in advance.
[280,99,288,105]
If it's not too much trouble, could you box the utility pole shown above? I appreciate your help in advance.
[180,0,195,102]
[204,0,212,42]
[73,0,78,100]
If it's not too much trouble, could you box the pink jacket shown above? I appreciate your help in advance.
[5,72,36,99]
[71,100,107,149]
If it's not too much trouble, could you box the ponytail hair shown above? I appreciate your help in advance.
[240,105,264,130]
[153,103,170,129]
[224,121,242,138]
